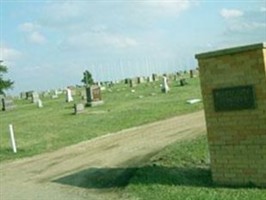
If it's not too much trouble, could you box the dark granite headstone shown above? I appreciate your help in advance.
[129,79,136,87]
[86,85,104,107]
[180,78,188,86]
[26,91,34,100]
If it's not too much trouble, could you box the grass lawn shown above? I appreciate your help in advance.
[0,76,202,161]
[124,135,266,200]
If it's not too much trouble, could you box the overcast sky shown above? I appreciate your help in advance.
[1,0,266,95]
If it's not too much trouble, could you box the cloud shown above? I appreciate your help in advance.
[260,7,266,12]
[0,46,22,62]
[63,31,138,50]
[228,21,266,32]
[90,24,108,33]
[103,35,138,48]
[45,1,82,21]
[28,31,46,44]
[19,22,40,32]
[221,8,266,45]
[223,8,266,33]
[18,22,47,45]
[220,8,244,19]
[141,0,193,16]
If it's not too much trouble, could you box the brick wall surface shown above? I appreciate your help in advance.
[196,43,266,187]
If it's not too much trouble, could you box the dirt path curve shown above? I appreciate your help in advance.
[0,111,206,200]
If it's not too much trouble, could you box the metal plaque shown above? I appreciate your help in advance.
[213,85,256,112]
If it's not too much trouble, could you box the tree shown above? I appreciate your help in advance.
[81,70,94,86]
[0,61,14,95]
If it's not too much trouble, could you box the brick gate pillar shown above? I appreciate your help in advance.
[195,43,266,187]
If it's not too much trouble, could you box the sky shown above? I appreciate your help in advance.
[1,0,266,95]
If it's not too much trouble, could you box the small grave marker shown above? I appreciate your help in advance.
[1,98,16,111]
[74,103,85,114]
[37,99,43,108]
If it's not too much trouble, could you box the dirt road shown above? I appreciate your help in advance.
[0,111,206,200]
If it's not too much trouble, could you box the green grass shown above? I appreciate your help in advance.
[0,77,203,161]
[124,135,266,200]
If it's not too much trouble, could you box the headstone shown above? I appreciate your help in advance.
[189,69,193,78]
[100,86,106,91]
[86,85,104,107]
[74,103,85,114]
[190,69,198,78]
[55,89,59,96]
[129,79,136,87]
[26,91,34,100]
[137,77,144,84]
[180,78,188,86]
[152,73,158,81]
[66,88,73,102]
[161,75,170,93]
[147,76,153,83]
[1,98,16,111]
[37,99,43,108]
[20,92,26,99]
[195,42,266,187]
[31,92,40,103]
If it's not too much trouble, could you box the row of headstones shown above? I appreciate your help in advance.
[1,85,103,112]
[125,74,159,87]
[20,86,103,105]
[20,89,64,100]
[2,69,198,112]
[125,70,198,88]
[1,92,43,111]
[75,69,198,90]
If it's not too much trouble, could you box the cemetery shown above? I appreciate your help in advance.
[1,47,266,199]
[1,71,202,161]
[2,0,266,197]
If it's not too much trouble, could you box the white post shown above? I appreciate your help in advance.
[9,124,17,153]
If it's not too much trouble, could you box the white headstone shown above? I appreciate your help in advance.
[66,88,73,102]
[37,99,43,108]
[162,76,170,93]
[32,92,40,103]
